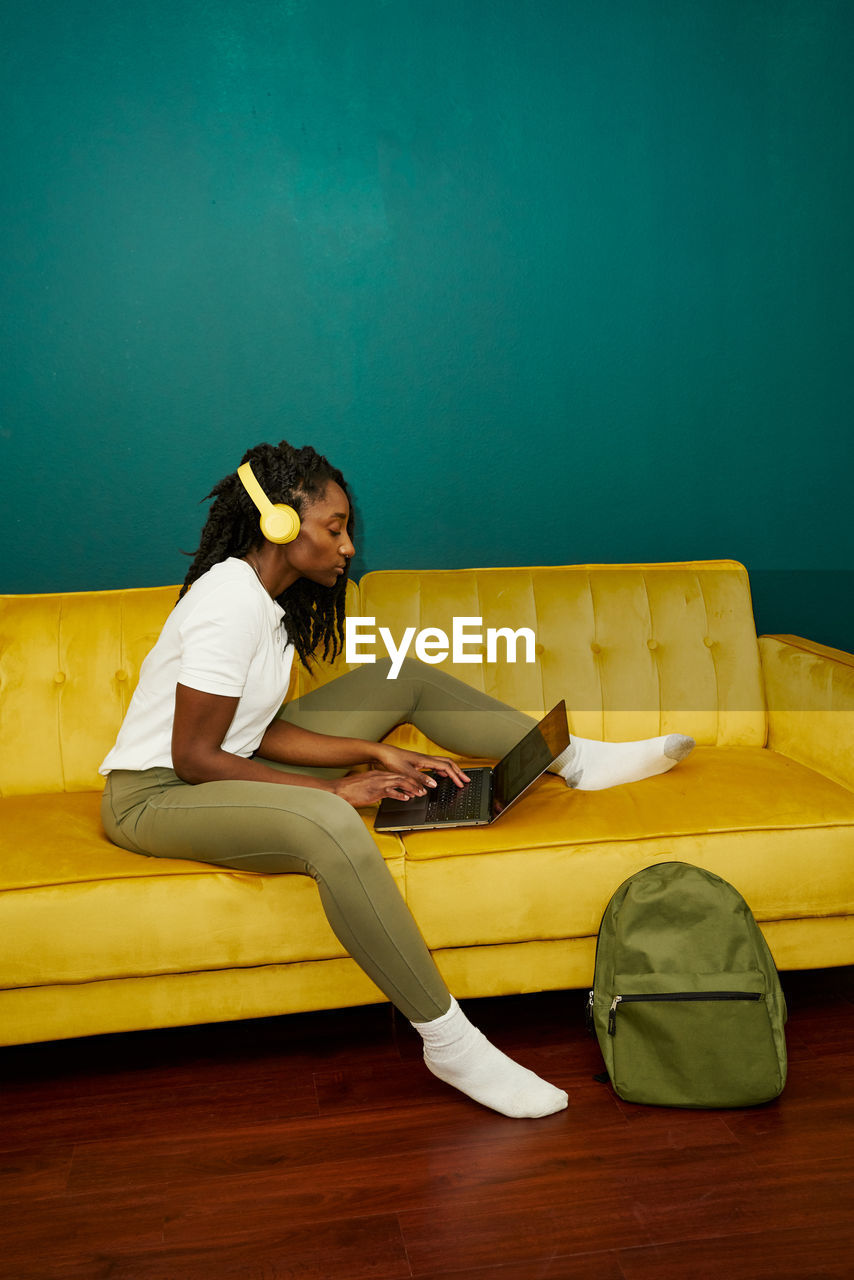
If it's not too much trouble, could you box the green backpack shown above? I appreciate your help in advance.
[587,862,787,1107]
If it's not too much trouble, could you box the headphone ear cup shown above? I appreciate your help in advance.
[237,462,301,544]
[260,505,300,544]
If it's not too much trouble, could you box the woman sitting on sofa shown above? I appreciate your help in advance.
[100,439,693,1119]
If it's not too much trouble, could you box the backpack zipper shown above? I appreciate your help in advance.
[608,991,762,1035]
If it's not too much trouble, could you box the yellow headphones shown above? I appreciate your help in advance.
[237,462,301,545]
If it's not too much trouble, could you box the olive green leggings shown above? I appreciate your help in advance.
[101,658,538,1022]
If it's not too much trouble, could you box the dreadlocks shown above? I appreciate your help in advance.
[179,441,353,670]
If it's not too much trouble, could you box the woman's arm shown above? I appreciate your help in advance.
[172,683,330,788]
[257,715,390,772]
[259,712,471,788]
[171,683,431,805]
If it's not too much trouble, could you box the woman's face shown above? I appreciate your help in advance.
[284,481,355,588]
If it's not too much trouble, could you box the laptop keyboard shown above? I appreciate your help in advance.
[423,770,488,822]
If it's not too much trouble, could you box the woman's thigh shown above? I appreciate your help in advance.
[103,768,380,876]
[277,657,536,758]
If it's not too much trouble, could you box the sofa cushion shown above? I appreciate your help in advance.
[0,792,404,988]
[399,747,854,949]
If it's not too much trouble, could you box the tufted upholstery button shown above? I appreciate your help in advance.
[647,638,659,651]
[590,642,602,655]
[116,669,129,682]
[53,672,66,684]
[535,643,545,656]
[703,636,715,648]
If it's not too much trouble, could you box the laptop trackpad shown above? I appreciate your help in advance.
[377,794,429,818]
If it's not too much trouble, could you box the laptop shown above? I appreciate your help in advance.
[374,700,569,832]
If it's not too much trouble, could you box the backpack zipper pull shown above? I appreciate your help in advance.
[585,990,594,1032]
[608,995,622,1035]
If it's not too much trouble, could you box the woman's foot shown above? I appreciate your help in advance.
[412,999,568,1118]
[552,733,695,790]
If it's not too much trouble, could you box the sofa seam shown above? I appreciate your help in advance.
[56,596,67,793]
[585,570,604,740]
[2,955,366,993]
[528,568,545,715]
[695,571,721,745]
[397,817,854,860]
[640,571,661,736]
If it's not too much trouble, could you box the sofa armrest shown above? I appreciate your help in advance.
[759,635,854,792]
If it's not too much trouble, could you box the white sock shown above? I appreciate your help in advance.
[411,998,568,1119]
[552,733,695,791]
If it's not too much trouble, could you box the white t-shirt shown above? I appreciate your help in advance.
[100,558,294,775]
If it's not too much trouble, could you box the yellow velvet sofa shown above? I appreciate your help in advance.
[2,560,853,1048]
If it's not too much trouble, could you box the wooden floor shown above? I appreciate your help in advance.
[1,967,853,1280]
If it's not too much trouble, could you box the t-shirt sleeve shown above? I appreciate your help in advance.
[176,583,262,697]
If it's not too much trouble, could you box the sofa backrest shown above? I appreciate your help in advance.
[0,582,358,796]
[1,586,176,796]
[359,560,767,752]
[0,561,766,796]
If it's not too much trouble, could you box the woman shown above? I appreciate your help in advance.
[101,439,693,1119]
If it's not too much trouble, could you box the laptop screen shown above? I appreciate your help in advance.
[490,701,569,818]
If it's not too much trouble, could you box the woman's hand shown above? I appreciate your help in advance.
[369,744,471,789]
[331,770,433,808]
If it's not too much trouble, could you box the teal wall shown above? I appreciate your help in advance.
[2,0,853,646]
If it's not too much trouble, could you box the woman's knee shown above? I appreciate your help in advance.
[301,805,390,884]
[283,786,379,847]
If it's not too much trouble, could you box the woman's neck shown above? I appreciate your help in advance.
[243,546,298,598]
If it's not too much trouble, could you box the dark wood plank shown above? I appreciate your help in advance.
[617,1220,854,1280]
[0,1142,74,1200]
[720,1055,854,1167]
[414,1256,626,1280]
[399,1195,646,1275]
[157,1214,412,1280]
[0,1212,411,1280]
[0,1185,169,1273]
[626,1153,853,1248]
[0,1064,320,1149]
[65,1104,582,1224]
